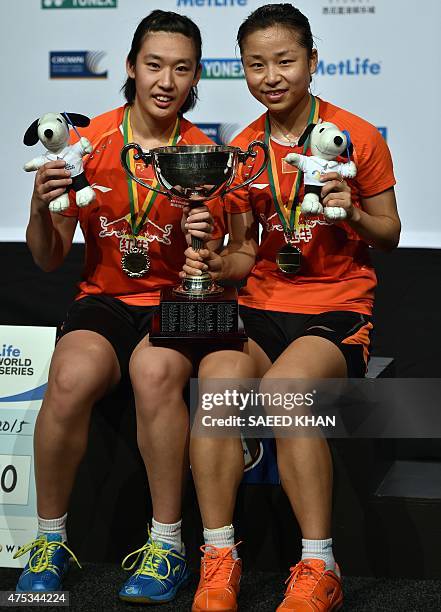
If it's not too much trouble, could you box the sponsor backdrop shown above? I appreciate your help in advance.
[0,0,440,246]
[0,326,56,568]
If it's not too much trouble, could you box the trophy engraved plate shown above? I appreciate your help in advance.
[151,287,245,347]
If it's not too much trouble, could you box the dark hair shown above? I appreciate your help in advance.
[123,10,202,115]
[237,3,313,58]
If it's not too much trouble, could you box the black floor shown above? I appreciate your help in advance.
[1,564,441,611]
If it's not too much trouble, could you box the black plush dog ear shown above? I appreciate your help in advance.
[23,119,40,146]
[63,113,90,127]
[298,123,316,147]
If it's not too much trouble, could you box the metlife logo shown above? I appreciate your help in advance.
[0,344,33,377]
[201,59,244,79]
[316,58,381,76]
[176,0,247,7]
[42,0,117,8]
[50,51,108,78]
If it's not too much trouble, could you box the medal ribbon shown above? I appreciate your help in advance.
[122,106,180,236]
[265,95,319,234]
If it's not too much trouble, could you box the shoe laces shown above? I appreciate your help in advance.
[199,543,241,589]
[121,528,182,581]
[285,560,323,597]
[13,537,81,575]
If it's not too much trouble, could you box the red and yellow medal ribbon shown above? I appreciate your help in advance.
[123,106,180,236]
[265,95,320,234]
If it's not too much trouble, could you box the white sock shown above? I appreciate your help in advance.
[203,524,238,559]
[37,513,67,542]
[301,538,338,574]
[151,518,183,553]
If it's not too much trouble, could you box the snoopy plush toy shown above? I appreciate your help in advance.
[23,112,95,213]
[284,122,356,221]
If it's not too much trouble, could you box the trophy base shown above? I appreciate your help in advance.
[150,286,247,349]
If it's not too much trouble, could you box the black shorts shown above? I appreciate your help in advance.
[240,306,372,378]
[58,295,157,378]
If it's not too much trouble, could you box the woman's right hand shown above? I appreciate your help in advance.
[180,246,224,280]
[31,160,72,212]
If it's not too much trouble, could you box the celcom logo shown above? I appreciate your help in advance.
[42,0,117,8]
[177,0,247,7]
[201,59,244,79]
[196,123,239,145]
[316,58,381,76]
[50,51,108,78]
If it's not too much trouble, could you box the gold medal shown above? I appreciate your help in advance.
[121,246,150,278]
[276,244,302,274]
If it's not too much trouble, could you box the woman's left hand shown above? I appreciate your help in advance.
[320,172,360,223]
[181,204,214,244]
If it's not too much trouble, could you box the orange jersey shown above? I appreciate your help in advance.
[62,106,225,306]
[225,98,396,315]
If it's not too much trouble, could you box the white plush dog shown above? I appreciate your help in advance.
[284,122,356,221]
[23,112,95,213]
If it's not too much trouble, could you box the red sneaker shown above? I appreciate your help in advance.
[276,558,343,611]
[191,544,241,612]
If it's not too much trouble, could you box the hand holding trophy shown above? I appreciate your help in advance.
[121,142,268,346]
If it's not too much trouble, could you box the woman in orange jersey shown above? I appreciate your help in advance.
[185,4,400,611]
[15,10,226,605]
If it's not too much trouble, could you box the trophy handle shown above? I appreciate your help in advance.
[120,143,169,195]
[223,140,269,195]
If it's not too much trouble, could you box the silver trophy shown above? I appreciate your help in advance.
[121,142,268,297]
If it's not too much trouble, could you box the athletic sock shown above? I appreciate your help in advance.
[151,518,183,553]
[37,513,67,542]
[203,524,238,559]
[301,537,338,574]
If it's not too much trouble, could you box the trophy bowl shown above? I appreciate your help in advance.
[121,142,267,202]
[148,145,241,200]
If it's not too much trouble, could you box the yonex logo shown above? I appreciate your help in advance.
[201,59,244,79]
[42,0,117,9]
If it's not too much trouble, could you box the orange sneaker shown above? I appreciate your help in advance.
[191,544,241,612]
[276,558,343,611]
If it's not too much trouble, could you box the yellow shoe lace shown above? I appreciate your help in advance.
[13,537,81,575]
[121,529,182,582]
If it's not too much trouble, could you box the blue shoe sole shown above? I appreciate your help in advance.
[119,572,191,604]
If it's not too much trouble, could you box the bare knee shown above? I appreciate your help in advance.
[130,348,191,400]
[45,343,117,423]
[199,350,256,378]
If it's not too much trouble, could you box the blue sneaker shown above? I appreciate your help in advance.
[14,533,81,592]
[119,535,190,604]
